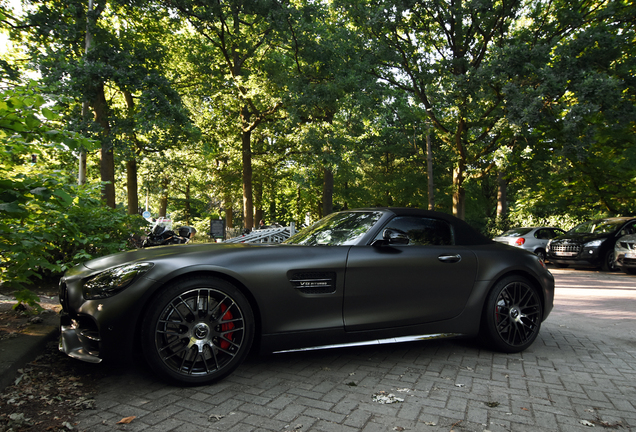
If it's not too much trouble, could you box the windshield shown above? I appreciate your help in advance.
[568,219,624,235]
[285,211,383,246]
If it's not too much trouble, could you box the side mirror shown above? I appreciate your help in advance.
[372,228,409,246]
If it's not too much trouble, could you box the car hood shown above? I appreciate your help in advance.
[553,232,610,243]
[76,243,271,274]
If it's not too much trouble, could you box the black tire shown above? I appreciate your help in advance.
[601,250,618,272]
[141,276,254,385]
[481,276,543,353]
[535,249,546,262]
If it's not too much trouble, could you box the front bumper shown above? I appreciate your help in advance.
[616,254,636,269]
[59,313,102,364]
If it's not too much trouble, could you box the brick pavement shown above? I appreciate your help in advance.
[73,270,636,432]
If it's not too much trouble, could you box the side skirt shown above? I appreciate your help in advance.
[272,332,463,354]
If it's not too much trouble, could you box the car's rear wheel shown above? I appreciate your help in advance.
[141,276,254,385]
[481,276,543,353]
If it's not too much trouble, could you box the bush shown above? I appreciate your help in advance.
[0,173,144,288]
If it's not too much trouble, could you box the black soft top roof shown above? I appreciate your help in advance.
[357,207,492,246]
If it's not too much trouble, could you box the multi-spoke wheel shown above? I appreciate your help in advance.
[142,277,254,385]
[602,250,618,272]
[481,276,543,353]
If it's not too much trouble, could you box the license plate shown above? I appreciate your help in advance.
[556,251,577,257]
[626,252,636,259]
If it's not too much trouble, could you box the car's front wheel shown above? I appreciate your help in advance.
[535,249,546,262]
[481,276,543,353]
[141,276,254,385]
[602,250,618,272]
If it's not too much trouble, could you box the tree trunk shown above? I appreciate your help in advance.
[123,90,140,215]
[451,116,467,220]
[241,112,254,230]
[78,149,87,186]
[225,207,233,229]
[78,0,93,186]
[322,167,334,216]
[254,179,263,226]
[426,125,434,211]
[93,84,115,208]
[224,193,233,228]
[126,159,138,215]
[159,176,169,217]
[184,181,192,225]
[497,171,508,218]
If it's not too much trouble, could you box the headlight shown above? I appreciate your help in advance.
[585,240,603,248]
[546,240,552,251]
[83,263,154,300]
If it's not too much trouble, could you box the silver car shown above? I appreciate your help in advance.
[494,227,565,261]
[615,234,636,274]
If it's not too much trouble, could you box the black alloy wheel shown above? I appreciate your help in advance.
[602,250,618,272]
[142,277,254,385]
[481,276,543,353]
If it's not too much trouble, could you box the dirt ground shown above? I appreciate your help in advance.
[0,285,102,432]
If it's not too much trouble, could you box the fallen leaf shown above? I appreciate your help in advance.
[373,392,404,404]
[117,416,136,424]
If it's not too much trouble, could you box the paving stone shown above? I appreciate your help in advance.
[67,270,636,432]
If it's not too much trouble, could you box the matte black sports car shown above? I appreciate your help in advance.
[59,208,554,385]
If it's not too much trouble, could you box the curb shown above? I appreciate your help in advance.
[0,312,59,392]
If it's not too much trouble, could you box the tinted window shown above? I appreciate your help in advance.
[535,229,552,240]
[619,223,636,237]
[375,216,454,246]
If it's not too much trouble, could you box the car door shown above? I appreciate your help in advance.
[342,216,478,332]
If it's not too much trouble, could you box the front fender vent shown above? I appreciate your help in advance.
[290,272,336,295]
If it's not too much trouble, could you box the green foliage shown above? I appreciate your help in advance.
[1,170,144,288]
[0,82,96,160]
[3,0,634,241]
[0,82,142,288]
[12,289,44,314]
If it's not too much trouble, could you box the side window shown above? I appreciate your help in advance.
[619,223,636,237]
[535,229,549,240]
[375,216,454,246]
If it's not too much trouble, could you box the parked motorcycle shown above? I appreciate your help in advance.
[141,217,196,248]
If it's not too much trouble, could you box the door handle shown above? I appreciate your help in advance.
[438,254,461,263]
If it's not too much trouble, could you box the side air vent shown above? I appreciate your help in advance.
[289,272,337,294]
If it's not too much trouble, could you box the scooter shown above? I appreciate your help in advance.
[141,217,196,248]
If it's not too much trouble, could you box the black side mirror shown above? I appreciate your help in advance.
[372,228,409,246]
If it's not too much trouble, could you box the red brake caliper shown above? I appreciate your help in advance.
[219,304,234,350]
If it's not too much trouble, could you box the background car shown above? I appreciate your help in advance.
[615,234,636,274]
[493,227,565,261]
[547,217,636,271]
[59,208,554,385]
